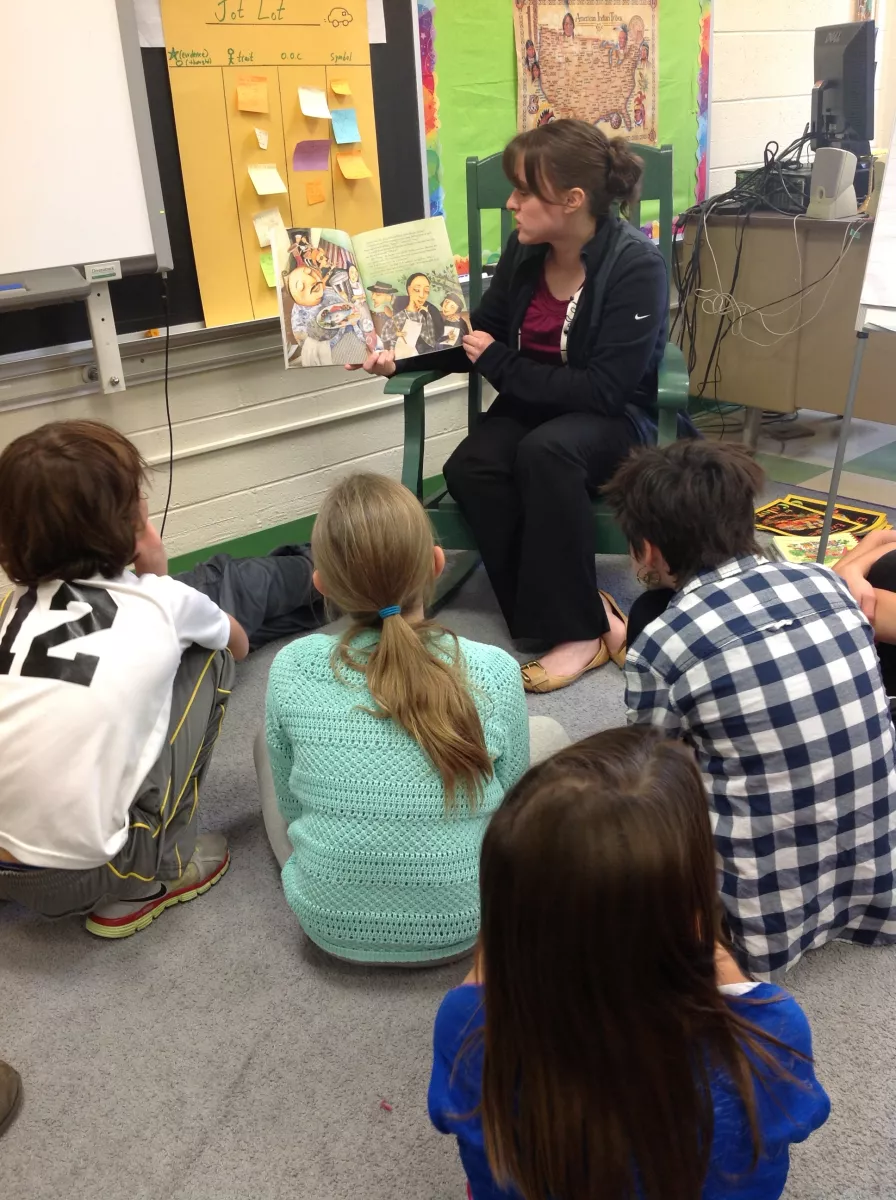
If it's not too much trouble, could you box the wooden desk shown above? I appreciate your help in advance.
[679,212,894,423]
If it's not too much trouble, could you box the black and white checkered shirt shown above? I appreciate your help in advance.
[626,555,896,977]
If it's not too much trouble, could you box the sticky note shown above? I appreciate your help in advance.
[237,78,269,114]
[293,139,331,171]
[331,108,361,145]
[367,0,387,42]
[248,163,288,195]
[259,249,276,288]
[252,207,286,247]
[306,180,326,205]
[299,87,331,119]
[331,79,352,96]
[337,154,373,180]
[254,127,269,150]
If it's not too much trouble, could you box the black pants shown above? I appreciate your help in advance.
[628,587,675,649]
[176,544,323,651]
[868,549,896,696]
[0,646,234,916]
[443,403,640,646]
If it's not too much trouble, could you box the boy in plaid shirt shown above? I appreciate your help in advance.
[605,441,896,977]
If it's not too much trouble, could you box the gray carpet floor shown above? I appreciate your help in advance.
[2,557,895,1199]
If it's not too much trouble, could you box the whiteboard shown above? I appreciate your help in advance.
[0,0,169,278]
[858,114,896,333]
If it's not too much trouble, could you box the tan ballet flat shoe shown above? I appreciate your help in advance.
[521,640,610,694]
[599,590,628,670]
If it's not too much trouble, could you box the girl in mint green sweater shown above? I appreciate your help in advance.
[261,473,564,965]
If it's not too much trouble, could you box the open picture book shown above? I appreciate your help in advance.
[273,216,470,369]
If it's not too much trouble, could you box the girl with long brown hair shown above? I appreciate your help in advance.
[428,727,830,1198]
[259,473,568,964]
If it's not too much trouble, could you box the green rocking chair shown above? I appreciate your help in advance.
[383,143,690,603]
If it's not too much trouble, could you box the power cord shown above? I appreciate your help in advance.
[159,270,174,537]
[697,216,862,348]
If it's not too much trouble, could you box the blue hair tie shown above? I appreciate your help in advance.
[378,605,401,619]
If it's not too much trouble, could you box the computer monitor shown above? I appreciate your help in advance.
[812,21,875,146]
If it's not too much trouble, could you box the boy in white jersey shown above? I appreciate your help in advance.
[0,420,249,937]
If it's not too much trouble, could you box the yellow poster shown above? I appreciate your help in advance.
[515,1,659,144]
[161,0,383,328]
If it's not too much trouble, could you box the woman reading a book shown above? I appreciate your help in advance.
[351,119,669,693]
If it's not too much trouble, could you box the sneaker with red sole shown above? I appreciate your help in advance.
[85,834,230,939]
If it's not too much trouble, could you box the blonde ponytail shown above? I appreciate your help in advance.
[312,474,494,809]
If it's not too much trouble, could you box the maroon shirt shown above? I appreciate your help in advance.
[518,272,569,366]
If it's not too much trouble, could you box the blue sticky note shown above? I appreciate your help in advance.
[331,107,361,145]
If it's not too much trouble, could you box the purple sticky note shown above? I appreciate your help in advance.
[293,140,331,172]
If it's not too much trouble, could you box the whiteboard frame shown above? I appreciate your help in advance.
[856,113,896,329]
[116,0,172,275]
[0,0,171,308]
[818,118,896,557]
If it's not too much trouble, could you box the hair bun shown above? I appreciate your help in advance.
[605,137,643,206]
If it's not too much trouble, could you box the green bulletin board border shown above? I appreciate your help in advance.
[435,0,702,264]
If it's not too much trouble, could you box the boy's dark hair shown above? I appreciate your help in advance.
[0,420,146,585]
[603,440,764,582]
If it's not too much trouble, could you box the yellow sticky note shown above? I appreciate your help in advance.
[305,180,326,205]
[337,153,373,180]
[259,249,276,288]
[237,78,269,114]
[331,79,352,96]
[248,163,288,195]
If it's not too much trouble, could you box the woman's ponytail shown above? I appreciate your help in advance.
[605,136,644,211]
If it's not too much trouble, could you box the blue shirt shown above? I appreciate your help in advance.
[428,982,830,1200]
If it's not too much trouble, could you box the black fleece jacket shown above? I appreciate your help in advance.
[399,215,668,420]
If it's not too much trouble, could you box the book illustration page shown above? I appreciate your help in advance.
[276,228,380,369]
[352,217,470,360]
[772,533,859,566]
[753,499,860,537]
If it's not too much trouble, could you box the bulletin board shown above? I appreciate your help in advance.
[433,0,705,262]
[161,0,383,328]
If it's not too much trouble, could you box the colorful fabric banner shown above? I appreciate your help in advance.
[418,0,445,219]
[696,0,711,202]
